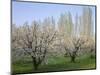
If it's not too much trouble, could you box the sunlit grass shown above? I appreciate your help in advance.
[12,55,96,74]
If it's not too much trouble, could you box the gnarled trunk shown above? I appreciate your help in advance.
[71,56,76,63]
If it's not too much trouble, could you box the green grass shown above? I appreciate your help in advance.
[12,55,96,74]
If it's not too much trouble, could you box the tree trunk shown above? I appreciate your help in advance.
[32,57,39,71]
[90,49,95,59]
[71,56,76,63]
[34,63,38,70]
[70,48,78,63]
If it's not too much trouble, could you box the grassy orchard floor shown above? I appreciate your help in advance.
[12,55,96,74]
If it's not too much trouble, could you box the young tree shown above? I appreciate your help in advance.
[82,37,95,58]
[12,20,57,70]
[63,36,87,63]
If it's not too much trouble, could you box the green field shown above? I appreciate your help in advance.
[12,55,96,74]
